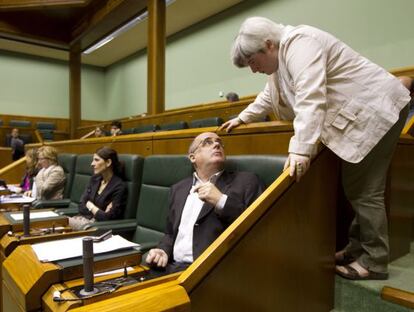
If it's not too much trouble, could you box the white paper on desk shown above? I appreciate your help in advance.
[0,186,6,191]
[9,210,60,221]
[32,235,140,262]
[0,195,35,204]
[7,185,21,193]
[94,267,133,277]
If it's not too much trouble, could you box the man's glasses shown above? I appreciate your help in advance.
[191,137,224,153]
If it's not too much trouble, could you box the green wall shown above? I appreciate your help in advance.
[107,0,414,113]
[0,51,105,120]
[0,0,413,121]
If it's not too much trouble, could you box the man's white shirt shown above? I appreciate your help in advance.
[173,171,227,263]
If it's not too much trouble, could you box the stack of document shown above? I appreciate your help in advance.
[32,235,140,262]
[0,195,35,204]
[9,210,60,221]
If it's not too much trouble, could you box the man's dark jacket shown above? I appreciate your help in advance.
[158,170,264,262]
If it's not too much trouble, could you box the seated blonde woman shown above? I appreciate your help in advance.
[26,146,65,200]
[69,147,127,230]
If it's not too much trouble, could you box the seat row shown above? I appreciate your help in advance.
[33,152,286,252]
[114,116,271,135]
[0,119,55,130]
[120,117,225,135]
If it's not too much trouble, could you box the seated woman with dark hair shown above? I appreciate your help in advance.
[69,147,127,230]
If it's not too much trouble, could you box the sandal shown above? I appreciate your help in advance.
[336,264,388,280]
[335,250,355,266]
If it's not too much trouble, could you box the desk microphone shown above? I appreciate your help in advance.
[80,237,98,296]
[22,204,30,237]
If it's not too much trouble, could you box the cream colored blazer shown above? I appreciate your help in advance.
[239,25,410,163]
[35,165,65,200]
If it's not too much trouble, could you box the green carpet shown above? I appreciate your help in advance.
[334,242,414,312]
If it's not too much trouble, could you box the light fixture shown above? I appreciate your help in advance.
[82,0,175,55]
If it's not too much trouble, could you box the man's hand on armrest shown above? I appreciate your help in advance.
[146,248,168,267]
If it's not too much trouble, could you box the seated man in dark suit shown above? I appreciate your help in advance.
[146,132,264,273]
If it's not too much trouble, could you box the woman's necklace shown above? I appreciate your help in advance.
[98,179,108,194]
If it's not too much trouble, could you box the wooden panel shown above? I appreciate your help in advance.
[42,273,182,311]
[3,244,142,311]
[181,149,339,311]
[0,148,12,169]
[390,66,414,77]
[387,137,414,260]
[152,122,292,155]
[45,280,191,312]
[2,245,60,311]
[46,134,154,156]
[0,0,92,10]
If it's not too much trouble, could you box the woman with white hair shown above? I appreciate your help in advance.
[220,17,410,280]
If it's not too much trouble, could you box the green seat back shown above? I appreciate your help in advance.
[225,155,287,188]
[9,120,31,128]
[118,154,144,219]
[39,129,54,141]
[132,155,193,244]
[189,117,224,128]
[36,122,56,130]
[159,121,188,131]
[134,124,159,133]
[57,153,77,199]
[70,154,94,206]
[122,128,135,135]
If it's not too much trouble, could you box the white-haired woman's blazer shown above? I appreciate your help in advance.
[239,25,410,163]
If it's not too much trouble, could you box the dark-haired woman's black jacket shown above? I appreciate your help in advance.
[78,174,127,221]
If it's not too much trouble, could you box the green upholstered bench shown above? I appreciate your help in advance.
[189,117,224,128]
[9,120,31,128]
[91,154,287,253]
[134,124,159,133]
[158,121,188,131]
[36,122,56,130]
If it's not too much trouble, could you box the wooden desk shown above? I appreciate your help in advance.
[0,210,68,237]
[3,245,141,311]
[42,272,185,311]
[0,211,88,312]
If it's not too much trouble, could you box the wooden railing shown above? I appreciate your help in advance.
[75,95,257,138]
[27,121,294,157]
[402,115,414,137]
[0,156,26,184]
